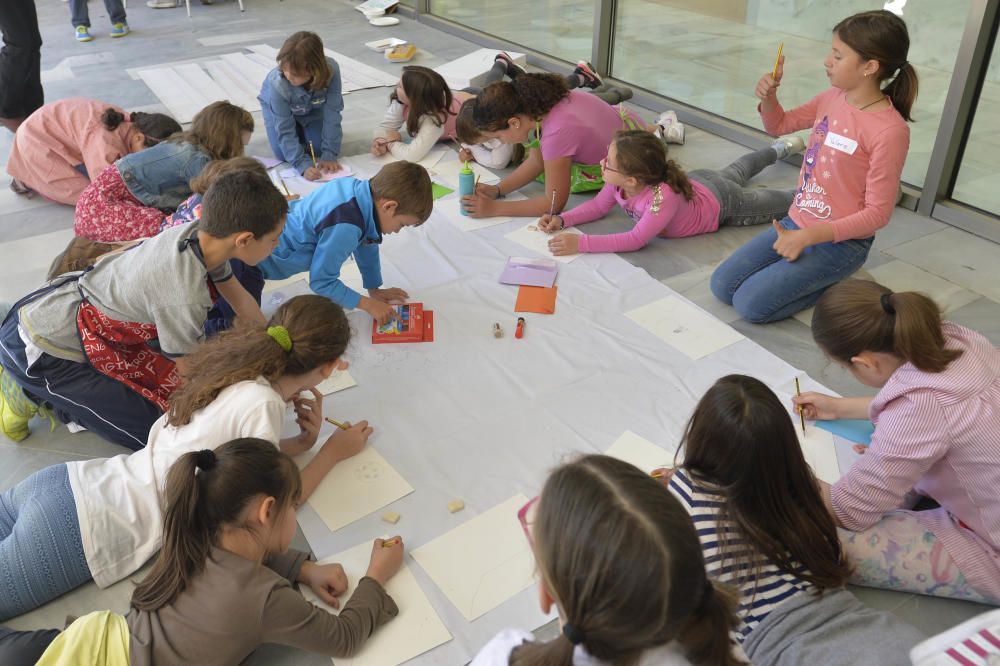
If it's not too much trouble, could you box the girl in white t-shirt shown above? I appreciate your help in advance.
[471,455,741,666]
[0,294,369,620]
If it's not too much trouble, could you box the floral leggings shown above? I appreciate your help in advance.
[841,511,997,605]
[74,164,166,243]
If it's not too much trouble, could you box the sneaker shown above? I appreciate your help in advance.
[146,0,177,7]
[9,179,34,198]
[110,22,129,38]
[494,52,526,78]
[573,61,602,89]
[772,135,806,159]
[655,111,685,145]
[75,26,93,42]
[0,367,36,442]
[609,85,633,103]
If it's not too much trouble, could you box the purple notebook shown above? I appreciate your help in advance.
[500,257,558,288]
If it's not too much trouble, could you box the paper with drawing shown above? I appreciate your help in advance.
[504,223,582,264]
[411,494,536,621]
[626,296,744,360]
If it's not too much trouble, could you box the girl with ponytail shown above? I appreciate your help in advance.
[0,295,372,620]
[471,455,741,666]
[796,279,1000,605]
[538,129,800,255]
[712,9,917,324]
[661,374,924,664]
[6,97,179,205]
[1,439,403,664]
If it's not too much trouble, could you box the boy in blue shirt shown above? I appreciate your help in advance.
[258,161,433,324]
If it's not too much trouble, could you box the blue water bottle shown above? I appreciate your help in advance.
[458,160,475,216]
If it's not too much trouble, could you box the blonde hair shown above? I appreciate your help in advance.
[174,101,254,160]
[190,156,267,194]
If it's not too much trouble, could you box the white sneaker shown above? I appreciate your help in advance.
[772,135,806,159]
[146,0,177,7]
[655,111,685,144]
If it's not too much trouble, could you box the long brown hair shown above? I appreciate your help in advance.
[173,101,254,160]
[834,10,919,122]
[393,65,453,136]
[167,295,350,426]
[512,455,740,666]
[277,31,333,91]
[613,129,694,200]
[472,73,569,132]
[812,279,961,373]
[130,438,302,611]
[677,375,851,593]
[189,156,267,194]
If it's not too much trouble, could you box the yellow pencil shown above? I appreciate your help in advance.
[309,140,318,168]
[324,416,349,431]
[651,470,667,478]
[794,377,805,435]
[474,173,481,192]
[382,537,401,548]
[772,42,784,80]
[279,179,292,197]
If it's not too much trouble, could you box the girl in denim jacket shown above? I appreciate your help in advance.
[74,101,254,243]
[259,31,344,181]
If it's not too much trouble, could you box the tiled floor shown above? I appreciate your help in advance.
[2,1,999,663]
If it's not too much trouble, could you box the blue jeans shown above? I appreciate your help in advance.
[69,0,126,28]
[0,464,92,621]
[261,102,324,170]
[710,216,873,324]
[204,260,265,337]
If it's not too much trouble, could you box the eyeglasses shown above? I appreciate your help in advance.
[599,156,622,174]
[517,495,539,547]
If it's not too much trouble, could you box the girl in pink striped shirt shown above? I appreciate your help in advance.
[537,129,798,255]
[795,279,1000,604]
[711,10,918,324]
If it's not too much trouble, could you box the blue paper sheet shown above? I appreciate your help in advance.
[815,419,875,446]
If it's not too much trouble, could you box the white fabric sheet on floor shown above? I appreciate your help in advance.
[270,153,856,665]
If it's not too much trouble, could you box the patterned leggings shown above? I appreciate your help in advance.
[74,164,166,243]
[841,511,997,605]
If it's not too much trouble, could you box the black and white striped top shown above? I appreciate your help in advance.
[668,468,812,641]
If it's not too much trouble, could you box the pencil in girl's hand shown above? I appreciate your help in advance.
[279,179,292,197]
[309,140,318,167]
[548,190,557,217]
[794,377,805,435]
[772,42,784,79]
[324,416,349,430]
[381,537,401,548]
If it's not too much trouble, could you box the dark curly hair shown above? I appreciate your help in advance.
[472,73,568,132]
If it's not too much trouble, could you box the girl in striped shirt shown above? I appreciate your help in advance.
[662,374,923,664]
[797,279,1000,605]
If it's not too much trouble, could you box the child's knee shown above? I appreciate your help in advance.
[731,289,781,324]
[709,265,736,305]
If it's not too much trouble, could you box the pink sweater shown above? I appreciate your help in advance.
[540,90,643,165]
[832,323,1000,599]
[559,180,720,253]
[759,87,909,242]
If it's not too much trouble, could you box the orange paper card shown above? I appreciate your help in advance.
[515,286,557,314]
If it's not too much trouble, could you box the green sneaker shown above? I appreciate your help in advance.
[0,367,36,442]
[75,26,93,42]
[110,22,129,38]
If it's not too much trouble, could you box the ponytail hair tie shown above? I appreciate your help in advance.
[880,292,896,316]
[562,623,585,646]
[195,449,217,472]
[267,325,293,352]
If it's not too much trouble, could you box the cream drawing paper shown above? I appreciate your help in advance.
[625,295,744,360]
[605,430,673,474]
[411,494,536,621]
[316,369,357,396]
[301,538,452,666]
[504,223,582,264]
[301,445,414,533]
[435,197,512,232]
[432,158,501,186]
[798,424,842,485]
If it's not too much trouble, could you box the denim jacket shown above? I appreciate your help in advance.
[258,56,344,173]
[115,141,211,211]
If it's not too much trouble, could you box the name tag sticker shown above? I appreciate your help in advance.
[824,131,858,155]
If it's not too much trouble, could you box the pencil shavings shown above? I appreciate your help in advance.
[447,499,465,513]
[382,511,401,524]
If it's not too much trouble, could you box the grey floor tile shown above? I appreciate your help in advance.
[947,297,1000,346]
[885,228,1000,303]
[888,593,995,638]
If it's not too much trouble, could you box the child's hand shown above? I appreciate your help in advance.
[291,388,324,451]
[317,160,342,174]
[368,287,409,304]
[360,296,398,325]
[384,130,402,143]
[537,214,564,233]
[458,147,474,163]
[366,537,404,586]
[462,192,497,218]
[548,233,579,256]
[475,182,500,199]
[324,419,373,463]
[755,55,783,100]
[771,220,811,262]
[303,166,323,181]
[371,138,390,156]
[302,561,349,608]
[650,467,675,486]
[792,392,841,421]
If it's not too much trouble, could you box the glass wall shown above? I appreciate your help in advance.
[429,0,593,65]
[952,38,1000,216]
[608,0,971,188]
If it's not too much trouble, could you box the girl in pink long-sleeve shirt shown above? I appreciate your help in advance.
[6,98,179,205]
[537,129,798,255]
[711,10,917,324]
[795,279,1000,604]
